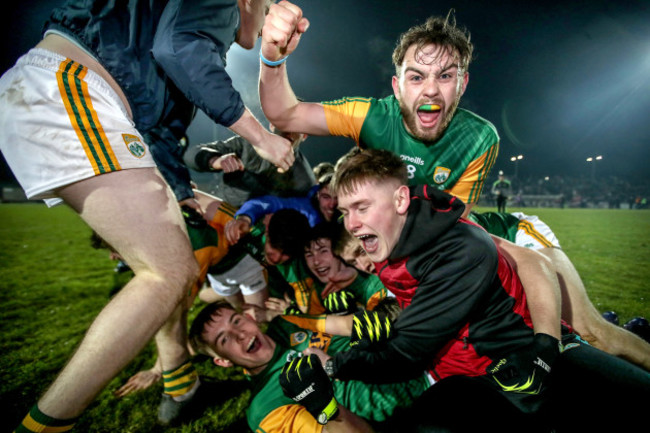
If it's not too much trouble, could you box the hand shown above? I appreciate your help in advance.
[265,292,299,316]
[252,130,295,173]
[224,217,251,245]
[261,1,310,62]
[178,197,204,216]
[350,310,393,350]
[212,153,245,173]
[279,354,339,425]
[303,347,330,367]
[113,368,162,398]
[323,290,357,316]
[181,205,207,228]
[487,333,561,395]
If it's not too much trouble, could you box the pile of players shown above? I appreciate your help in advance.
[3,1,649,432]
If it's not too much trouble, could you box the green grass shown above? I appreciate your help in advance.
[1,203,649,432]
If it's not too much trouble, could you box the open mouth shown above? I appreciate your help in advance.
[246,336,261,353]
[315,266,330,278]
[357,234,378,254]
[417,104,441,127]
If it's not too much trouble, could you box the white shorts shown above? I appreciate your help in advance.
[0,48,156,205]
[511,212,561,250]
[207,254,267,297]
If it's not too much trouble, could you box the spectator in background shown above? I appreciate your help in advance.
[491,170,512,212]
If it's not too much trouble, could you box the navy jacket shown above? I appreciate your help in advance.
[45,0,245,134]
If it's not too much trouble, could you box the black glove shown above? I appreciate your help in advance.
[283,303,302,316]
[350,309,393,350]
[323,290,357,315]
[487,333,561,395]
[181,205,206,228]
[279,354,339,425]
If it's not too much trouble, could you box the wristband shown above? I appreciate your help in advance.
[317,397,339,425]
[260,51,289,67]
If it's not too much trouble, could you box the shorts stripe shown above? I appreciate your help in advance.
[518,220,554,248]
[56,59,120,175]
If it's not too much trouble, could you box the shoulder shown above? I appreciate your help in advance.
[452,108,499,139]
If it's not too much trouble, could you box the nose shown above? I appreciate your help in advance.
[423,75,440,98]
[345,212,360,234]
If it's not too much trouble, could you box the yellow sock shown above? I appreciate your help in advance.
[162,360,198,400]
[14,404,76,433]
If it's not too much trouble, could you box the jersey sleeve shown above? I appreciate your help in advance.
[445,141,499,205]
[321,97,372,143]
[255,404,323,433]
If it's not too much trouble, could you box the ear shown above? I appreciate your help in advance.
[391,75,401,101]
[459,71,469,96]
[213,357,233,368]
[395,185,410,215]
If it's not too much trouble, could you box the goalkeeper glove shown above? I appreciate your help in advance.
[350,310,393,350]
[279,354,339,425]
[487,333,561,395]
[323,290,357,315]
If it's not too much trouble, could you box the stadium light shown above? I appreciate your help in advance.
[510,154,524,178]
[586,155,603,181]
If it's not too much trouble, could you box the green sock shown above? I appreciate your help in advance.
[14,404,76,433]
[162,359,198,400]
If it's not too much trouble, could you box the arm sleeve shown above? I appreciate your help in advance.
[152,0,245,127]
[183,136,248,171]
[235,195,319,226]
[256,405,323,433]
[333,225,499,383]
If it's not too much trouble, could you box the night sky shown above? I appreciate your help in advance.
[2,0,649,185]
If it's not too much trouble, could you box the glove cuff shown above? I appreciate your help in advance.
[316,397,339,425]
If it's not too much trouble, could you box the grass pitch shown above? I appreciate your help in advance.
[0,203,648,432]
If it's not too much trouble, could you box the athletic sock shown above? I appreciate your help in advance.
[14,404,77,433]
[162,359,199,401]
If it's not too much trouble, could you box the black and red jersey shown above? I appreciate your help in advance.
[333,185,534,383]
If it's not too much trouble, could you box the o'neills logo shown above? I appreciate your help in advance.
[294,383,316,401]
[400,154,425,166]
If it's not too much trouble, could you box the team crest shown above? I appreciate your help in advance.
[433,166,451,184]
[290,331,308,346]
[122,133,146,158]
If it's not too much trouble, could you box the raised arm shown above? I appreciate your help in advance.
[258,1,330,135]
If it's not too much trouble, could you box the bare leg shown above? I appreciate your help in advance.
[541,248,650,371]
[37,168,198,419]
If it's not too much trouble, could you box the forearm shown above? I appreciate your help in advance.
[493,236,561,339]
[228,108,269,147]
[259,62,299,130]
[324,405,375,433]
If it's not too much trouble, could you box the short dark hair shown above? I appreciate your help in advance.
[332,149,408,197]
[267,208,311,259]
[188,300,235,356]
[392,12,473,75]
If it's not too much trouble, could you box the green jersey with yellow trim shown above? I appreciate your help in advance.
[322,95,499,205]
[246,318,430,432]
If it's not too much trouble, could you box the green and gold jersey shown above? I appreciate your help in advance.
[322,95,499,204]
[247,318,431,433]
[276,259,388,314]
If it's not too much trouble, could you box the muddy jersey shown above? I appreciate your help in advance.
[322,95,499,204]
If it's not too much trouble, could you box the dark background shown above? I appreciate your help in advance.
[2,0,649,186]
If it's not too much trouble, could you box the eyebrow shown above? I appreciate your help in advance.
[404,62,459,76]
[214,312,237,346]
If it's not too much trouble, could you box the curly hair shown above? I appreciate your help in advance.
[392,11,473,75]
